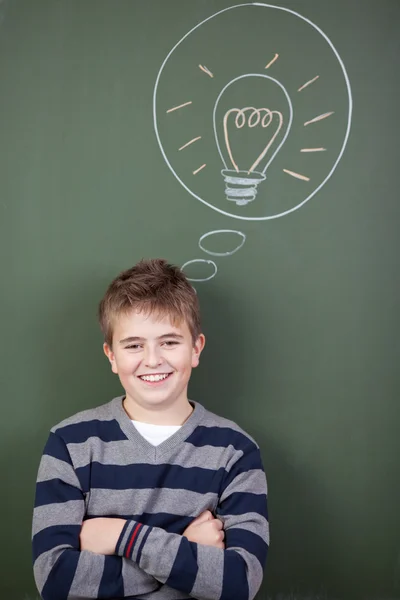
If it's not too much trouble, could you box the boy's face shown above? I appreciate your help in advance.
[103,310,205,415]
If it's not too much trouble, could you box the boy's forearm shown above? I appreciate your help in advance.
[116,519,265,600]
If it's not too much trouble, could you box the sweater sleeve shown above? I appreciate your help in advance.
[32,432,160,600]
[115,444,269,600]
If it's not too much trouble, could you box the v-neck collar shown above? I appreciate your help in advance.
[110,396,205,462]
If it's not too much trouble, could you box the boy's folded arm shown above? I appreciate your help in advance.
[116,446,269,600]
[32,432,159,600]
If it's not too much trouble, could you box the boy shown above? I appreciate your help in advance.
[32,259,269,600]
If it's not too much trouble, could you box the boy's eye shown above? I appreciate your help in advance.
[162,340,179,347]
[125,344,143,350]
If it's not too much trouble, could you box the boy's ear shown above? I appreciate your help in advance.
[192,334,206,368]
[103,343,118,374]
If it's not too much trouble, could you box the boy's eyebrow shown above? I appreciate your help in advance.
[119,333,184,345]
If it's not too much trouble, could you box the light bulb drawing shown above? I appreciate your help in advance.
[153,2,352,281]
[213,74,293,205]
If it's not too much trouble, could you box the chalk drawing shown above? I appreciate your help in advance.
[198,230,246,256]
[199,64,214,78]
[215,75,293,205]
[181,259,218,282]
[283,169,310,181]
[166,101,192,113]
[153,3,353,222]
[154,3,352,280]
[223,107,284,174]
[301,147,326,153]
[193,163,206,175]
[179,136,202,151]
[265,53,279,69]
[304,111,334,127]
[298,75,320,91]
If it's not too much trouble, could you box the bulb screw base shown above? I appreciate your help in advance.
[221,169,266,206]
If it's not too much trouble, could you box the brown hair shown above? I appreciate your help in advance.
[98,258,201,347]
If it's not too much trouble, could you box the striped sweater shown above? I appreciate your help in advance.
[32,397,269,600]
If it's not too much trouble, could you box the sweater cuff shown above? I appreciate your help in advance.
[115,519,152,562]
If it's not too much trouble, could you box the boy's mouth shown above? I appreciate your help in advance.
[138,373,173,384]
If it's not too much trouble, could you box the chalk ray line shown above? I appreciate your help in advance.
[304,111,334,126]
[167,101,192,113]
[193,164,206,175]
[265,53,279,69]
[301,147,326,152]
[298,75,319,91]
[179,136,202,151]
[199,64,214,77]
[283,169,310,181]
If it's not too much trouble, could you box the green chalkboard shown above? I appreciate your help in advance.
[0,1,399,598]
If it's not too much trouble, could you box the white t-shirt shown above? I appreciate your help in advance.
[131,420,182,446]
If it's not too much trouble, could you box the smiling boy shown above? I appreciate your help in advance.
[32,259,269,600]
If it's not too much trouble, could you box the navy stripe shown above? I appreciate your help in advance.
[86,512,192,534]
[43,432,72,464]
[33,524,80,562]
[98,556,124,597]
[115,520,131,555]
[136,526,152,565]
[220,550,249,600]
[225,528,268,568]
[219,491,268,519]
[186,426,257,452]
[55,419,128,444]
[223,449,264,489]
[76,462,225,494]
[35,478,83,508]
[41,550,79,600]
[165,538,198,594]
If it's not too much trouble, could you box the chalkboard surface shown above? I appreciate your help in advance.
[0,1,399,598]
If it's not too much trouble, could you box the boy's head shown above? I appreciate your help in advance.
[98,259,205,417]
[98,258,201,349]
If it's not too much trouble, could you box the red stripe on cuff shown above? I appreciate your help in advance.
[125,523,142,558]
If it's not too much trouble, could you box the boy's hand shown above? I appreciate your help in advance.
[80,517,127,555]
[183,510,225,549]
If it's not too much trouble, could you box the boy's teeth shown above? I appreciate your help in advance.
[140,374,169,382]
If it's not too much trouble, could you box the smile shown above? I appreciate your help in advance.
[138,373,172,383]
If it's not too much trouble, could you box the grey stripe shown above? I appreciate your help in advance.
[68,439,140,468]
[67,438,243,472]
[32,499,83,536]
[69,550,103,597]
[223,513,269,542]
[121,558,161,596]
[221,469,267,500]
[52,405,115,432]
[153,585,193,599]
[139,528,181,584]
[87,487,218,518]
[37,454,81,488]
[221,513,269,545]
[191,544,223,599]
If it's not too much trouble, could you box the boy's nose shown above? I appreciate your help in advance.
[144,346,162,368]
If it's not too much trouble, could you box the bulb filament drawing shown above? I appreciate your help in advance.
[213,74,293,206]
